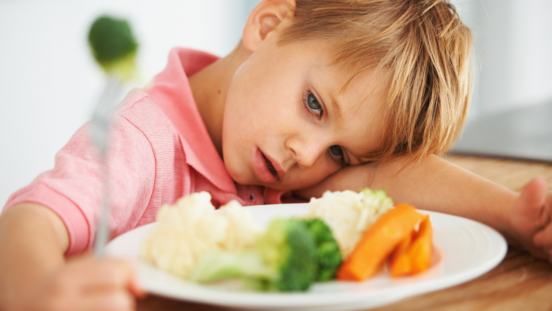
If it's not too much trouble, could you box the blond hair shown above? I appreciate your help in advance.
[280,0,473,164]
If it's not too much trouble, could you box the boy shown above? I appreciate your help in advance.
[1,0,551,310]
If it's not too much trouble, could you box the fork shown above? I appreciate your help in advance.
[90,76,124,258]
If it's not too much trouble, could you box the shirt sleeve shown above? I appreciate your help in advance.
[3,113,156,256]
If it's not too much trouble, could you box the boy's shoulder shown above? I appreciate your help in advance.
[115,88,175,135]
[114,47,233,194]
[114,46,218,142]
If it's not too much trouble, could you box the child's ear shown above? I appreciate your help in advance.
[242,0,296,52]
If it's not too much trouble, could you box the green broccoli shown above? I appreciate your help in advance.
[88,15,138,81]
[189,218,317,292]
[300,218,342,282]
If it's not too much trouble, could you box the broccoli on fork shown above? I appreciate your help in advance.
[88,15,138,82]
[189,218,317,292]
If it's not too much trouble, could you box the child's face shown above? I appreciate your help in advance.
[222,35,389,191]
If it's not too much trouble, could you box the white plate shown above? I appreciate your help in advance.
[106,203,507,311]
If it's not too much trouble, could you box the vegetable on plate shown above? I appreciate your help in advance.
[300,218,343,282]
[141,189,435,292]
[337,203,427,281]
[189,218,317,292]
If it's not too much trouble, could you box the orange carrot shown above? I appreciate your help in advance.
[390,215,433,277]
[409,215,432,274]
[337,204,425,281]
[389,231,413,277]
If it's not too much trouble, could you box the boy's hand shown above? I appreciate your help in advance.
[22,256,145,311]
[510,177,552,262]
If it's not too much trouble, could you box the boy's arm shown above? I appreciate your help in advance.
[295,154,552,261]
[0,203,142,311]
[0,203,67,310]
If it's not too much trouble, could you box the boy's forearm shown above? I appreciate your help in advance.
[370,155,517,241]
[0,204,69,310]
[295,154,517,242]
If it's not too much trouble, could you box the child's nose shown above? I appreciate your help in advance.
[285,135,327,169]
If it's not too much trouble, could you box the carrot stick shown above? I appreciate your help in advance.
[337,204,425,281]
[390,215,433,277]
[389,231,413,277]
[409,215,432,274]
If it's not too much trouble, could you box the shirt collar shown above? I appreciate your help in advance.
[147,47,236,194]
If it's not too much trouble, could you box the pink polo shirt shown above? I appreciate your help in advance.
[4,48,294,256]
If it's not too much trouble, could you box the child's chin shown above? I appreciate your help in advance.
[227,170,255,186]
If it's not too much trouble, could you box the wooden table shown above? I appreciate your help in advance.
[137,155,552,311]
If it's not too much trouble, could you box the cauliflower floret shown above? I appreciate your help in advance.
[217,200,263,251]
[308,189,393,258]
[140,192,227,278]
[140,192,263,279]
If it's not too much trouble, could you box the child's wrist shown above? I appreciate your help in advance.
[492,191,519,245]
[502,192,530,247]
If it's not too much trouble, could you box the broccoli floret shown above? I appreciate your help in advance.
[259,218,318,291]
[187,250,276,287]
[189,218,317,292]
[300,218,342,282]
[88,15,138,81]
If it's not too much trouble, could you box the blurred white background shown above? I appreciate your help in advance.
[453,0,552,117]
[1,0,551,207]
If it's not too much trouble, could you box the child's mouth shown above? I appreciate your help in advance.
[254,148,279,184]
[262,153,278,179]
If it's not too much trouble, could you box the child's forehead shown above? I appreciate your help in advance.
[294,40,388,96]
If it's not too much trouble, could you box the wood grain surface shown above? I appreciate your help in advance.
[136,155,552,311]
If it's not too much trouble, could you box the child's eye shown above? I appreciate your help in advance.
[329,145,343,157]
[306,92,323,118]
[329,145,345,166]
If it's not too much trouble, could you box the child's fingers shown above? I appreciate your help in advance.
[534,223,552,249]
[84,259,136,290]
[546,192,552,211]
[104,259,147,298]
[81,290,135,311]
[520,177,547,204]
[64,257,144,296]
[99,258,146,297]
[37,284,135,311]
[129,274,147,298]
[547,248,552,264]
[532,193,552,249]
[26,256,143,311]
[516,178,548,227]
